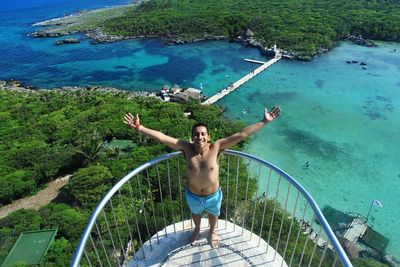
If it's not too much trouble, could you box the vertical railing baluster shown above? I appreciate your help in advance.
[308,225,323,267]
[166,159,176,233]
[156,165,168,236]
[318,240,329,267]
[95,222,112,266]
[258,169,272,247]
[299,214,316,267]
[127,179,145,258]
[282,191,300,267]
[89,233,103,267]
[241,160,252,235]
[289,201,309,267]
[233,156,240,231]
[117,189,134,258]
[102,209,121,267]
[110,199,125,257]
[274,182,291,260]
[136,173,152,251]
[145,169,160,244]
[266,175,282,254]
[250,164,262,239]
[84,249,94,267]
[332,253,339,267]
[225,155,230,229]
[177,156,185,230]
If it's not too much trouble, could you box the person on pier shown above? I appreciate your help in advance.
[123,106,281,248]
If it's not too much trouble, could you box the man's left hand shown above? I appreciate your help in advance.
[264,106,281,122]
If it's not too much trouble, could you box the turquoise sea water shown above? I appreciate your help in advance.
[220,42,400,257]
[1,0,399,258]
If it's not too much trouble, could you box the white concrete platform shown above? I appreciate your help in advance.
[343,217,368,243]
[127,219,287,267]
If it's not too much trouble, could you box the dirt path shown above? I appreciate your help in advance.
[0,175,72,219]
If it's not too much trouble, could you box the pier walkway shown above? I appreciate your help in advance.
[202,54,281,105]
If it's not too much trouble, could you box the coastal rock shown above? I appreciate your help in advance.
[8,79,21,87]
[31,31,63,37]
[0,80,6,89]
[282,50,297,60]
[0,80,37,93]
[86,29,125,44]
[318,48,329,54]
[165,35,226,45]
[0,79,156,100]
[348,35,377,47]
[31,30,79,38]
[244,28,254,38]
[55,38,80,45]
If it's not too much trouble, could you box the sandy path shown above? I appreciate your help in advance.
[0,175,72,219]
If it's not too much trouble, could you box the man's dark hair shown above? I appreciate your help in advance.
[191,122,208,136]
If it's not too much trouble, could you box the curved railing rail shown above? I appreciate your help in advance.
[71,150,352,267]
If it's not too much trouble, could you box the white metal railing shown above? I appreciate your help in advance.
[71,150,352,267]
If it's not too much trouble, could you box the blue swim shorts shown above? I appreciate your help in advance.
[185,187,223,217]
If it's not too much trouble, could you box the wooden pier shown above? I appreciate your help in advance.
[202,54,281,105]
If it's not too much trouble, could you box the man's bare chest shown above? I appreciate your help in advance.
[186,150,219,172]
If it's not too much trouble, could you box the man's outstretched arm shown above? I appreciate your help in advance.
[215,106,281,151]
[124,113,187,150]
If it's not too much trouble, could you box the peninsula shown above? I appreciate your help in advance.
[31,0,400,60]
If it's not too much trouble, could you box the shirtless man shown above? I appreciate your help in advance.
[123,106,280,248]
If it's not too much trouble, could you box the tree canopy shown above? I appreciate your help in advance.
[97,0,400,58]
[0,88,247,265]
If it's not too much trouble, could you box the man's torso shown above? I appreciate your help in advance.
[184,143,220,196]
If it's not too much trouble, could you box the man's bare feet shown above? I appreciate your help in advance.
[209,231,220,248]
[189,228,200,243]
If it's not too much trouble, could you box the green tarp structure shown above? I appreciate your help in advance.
[321,205,354,235]
[1,229,57,267]
[107,139,136,151]
[360,227,389,253]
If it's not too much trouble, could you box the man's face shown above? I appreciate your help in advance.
[192,126,210,148]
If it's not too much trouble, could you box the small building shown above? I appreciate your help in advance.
[182,88,204,100]
[170,93,188,102]
[161,85,170,94]
[322,205,391,258]
[170,86,181,94]
[161,94,170,102]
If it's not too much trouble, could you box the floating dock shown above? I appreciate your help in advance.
[202,53,281,105]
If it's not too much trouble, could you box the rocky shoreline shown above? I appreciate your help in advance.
[28,4,310,59]
[0,79,155,99]
[29,4,381,61]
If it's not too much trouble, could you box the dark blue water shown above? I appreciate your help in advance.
[0,0,262,91]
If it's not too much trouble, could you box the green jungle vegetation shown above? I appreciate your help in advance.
[0,89,246,265]
[0,89,389,266]
[34,0,400,59]
[97,0,400,59]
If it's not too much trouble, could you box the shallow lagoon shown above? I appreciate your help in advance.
[220,42,400,257]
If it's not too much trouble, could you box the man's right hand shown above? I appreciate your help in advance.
[124,113,141,130]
